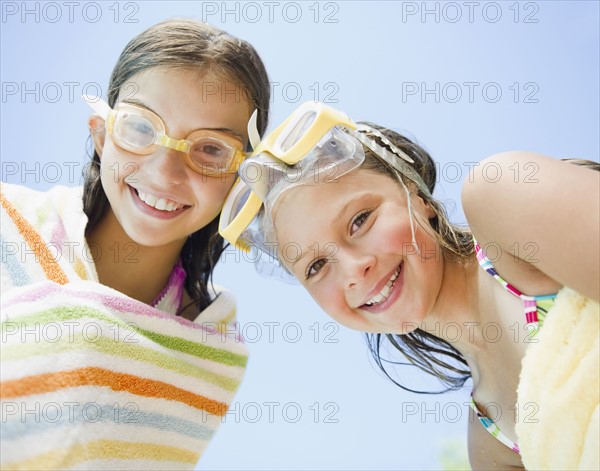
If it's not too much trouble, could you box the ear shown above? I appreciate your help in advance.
[413,193,436,220]
[423,198,436,219]
[88,115,106,157]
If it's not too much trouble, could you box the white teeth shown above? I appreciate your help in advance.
[155,198,168,211]
[137,190,183,212]
[140,191,157,207]
[364,265,401,307]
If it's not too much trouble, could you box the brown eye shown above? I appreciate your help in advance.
[350,210,372,234]
[306,258,327,279]
[189,139,231,163]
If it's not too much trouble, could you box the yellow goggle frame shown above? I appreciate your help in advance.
[219,101,357,251]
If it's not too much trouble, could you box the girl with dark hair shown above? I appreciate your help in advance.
[1,18,270,469]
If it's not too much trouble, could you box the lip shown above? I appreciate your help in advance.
[359,262,404,314]
[129,185,190,219]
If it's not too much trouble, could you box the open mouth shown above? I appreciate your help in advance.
[361,262,403,310]
[132,187,190,214]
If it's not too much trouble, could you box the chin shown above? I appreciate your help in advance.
[124,229,185,249]
[379,311,425,336]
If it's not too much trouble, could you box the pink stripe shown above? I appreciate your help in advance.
[86,289,242,341]
[2,281,218,334]
[506,284,523,297]
[152,261,186,312]
[1,281,60,306]
[50,220,67,249]
[525,312,538,323]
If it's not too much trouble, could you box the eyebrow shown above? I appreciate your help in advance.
[121,98,157,114]
[120,99,245,142]
[210,127,245,142]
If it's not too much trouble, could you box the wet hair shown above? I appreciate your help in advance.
[355,122,473,393]
[83,18,270,314]
[358,126,600,394]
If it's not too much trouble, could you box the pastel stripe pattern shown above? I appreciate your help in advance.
[470,395,521,454]
[1,183,248,470]
[474,239,557,336]
[0,191,69,285]
[472,237,559,455]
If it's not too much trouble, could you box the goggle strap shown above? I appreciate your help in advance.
[82,95,111,120]
[247,109,261,150]
[399,175,422,256]
[353,127,431,197]
[355,124,414,163]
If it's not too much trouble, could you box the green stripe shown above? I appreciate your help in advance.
[1,306,247,368]
[2,332,241,392]
[139,330,247,367]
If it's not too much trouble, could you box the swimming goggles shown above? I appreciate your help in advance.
[82,95,246,176]
[219,101,364,252]
[218,101,431,281]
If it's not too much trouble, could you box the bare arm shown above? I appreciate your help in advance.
[462,152,599,302]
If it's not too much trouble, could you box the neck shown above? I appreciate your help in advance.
[422,252,488,364]
[86,207,185,306]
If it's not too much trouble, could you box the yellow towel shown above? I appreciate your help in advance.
[516,287,599,470]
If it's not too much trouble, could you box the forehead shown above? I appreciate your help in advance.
[118,67,252,139]
[272,169,390,244]
[122,68,248,105]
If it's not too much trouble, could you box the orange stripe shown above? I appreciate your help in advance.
[0,191,68,284]
[0,367,228,416]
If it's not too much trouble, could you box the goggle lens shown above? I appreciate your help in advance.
[227,181,252,226]
[114,110,157,150]
[280,111,317,152]
[108,103,244,173]
[188,136,235,172]
[84,96,245,176]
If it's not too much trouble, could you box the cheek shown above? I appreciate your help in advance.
[382,211,438,257]
[191,174,235,201]
[99,143,140,183]
[309,282,349,322]
[376,218,415,254]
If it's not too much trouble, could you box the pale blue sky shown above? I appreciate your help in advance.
[1,1,598,469]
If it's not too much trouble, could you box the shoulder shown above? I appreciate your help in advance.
[1,181,80,199]
[1,183,86,247]
[1,183,83,218]
[191,284,238,326]
[462,152,599,301]
[462,151,597,217]
[1,182,45,208]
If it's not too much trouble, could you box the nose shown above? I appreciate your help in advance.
[343,249,376,290]
[142,146,188,184]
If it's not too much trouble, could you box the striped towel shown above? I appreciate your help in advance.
[1,183,248,469]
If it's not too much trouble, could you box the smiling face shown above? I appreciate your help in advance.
[91,67,252,248]
[273,169,444,334]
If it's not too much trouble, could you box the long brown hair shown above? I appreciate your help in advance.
[357,122,473,393]
[83,19,270,313]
